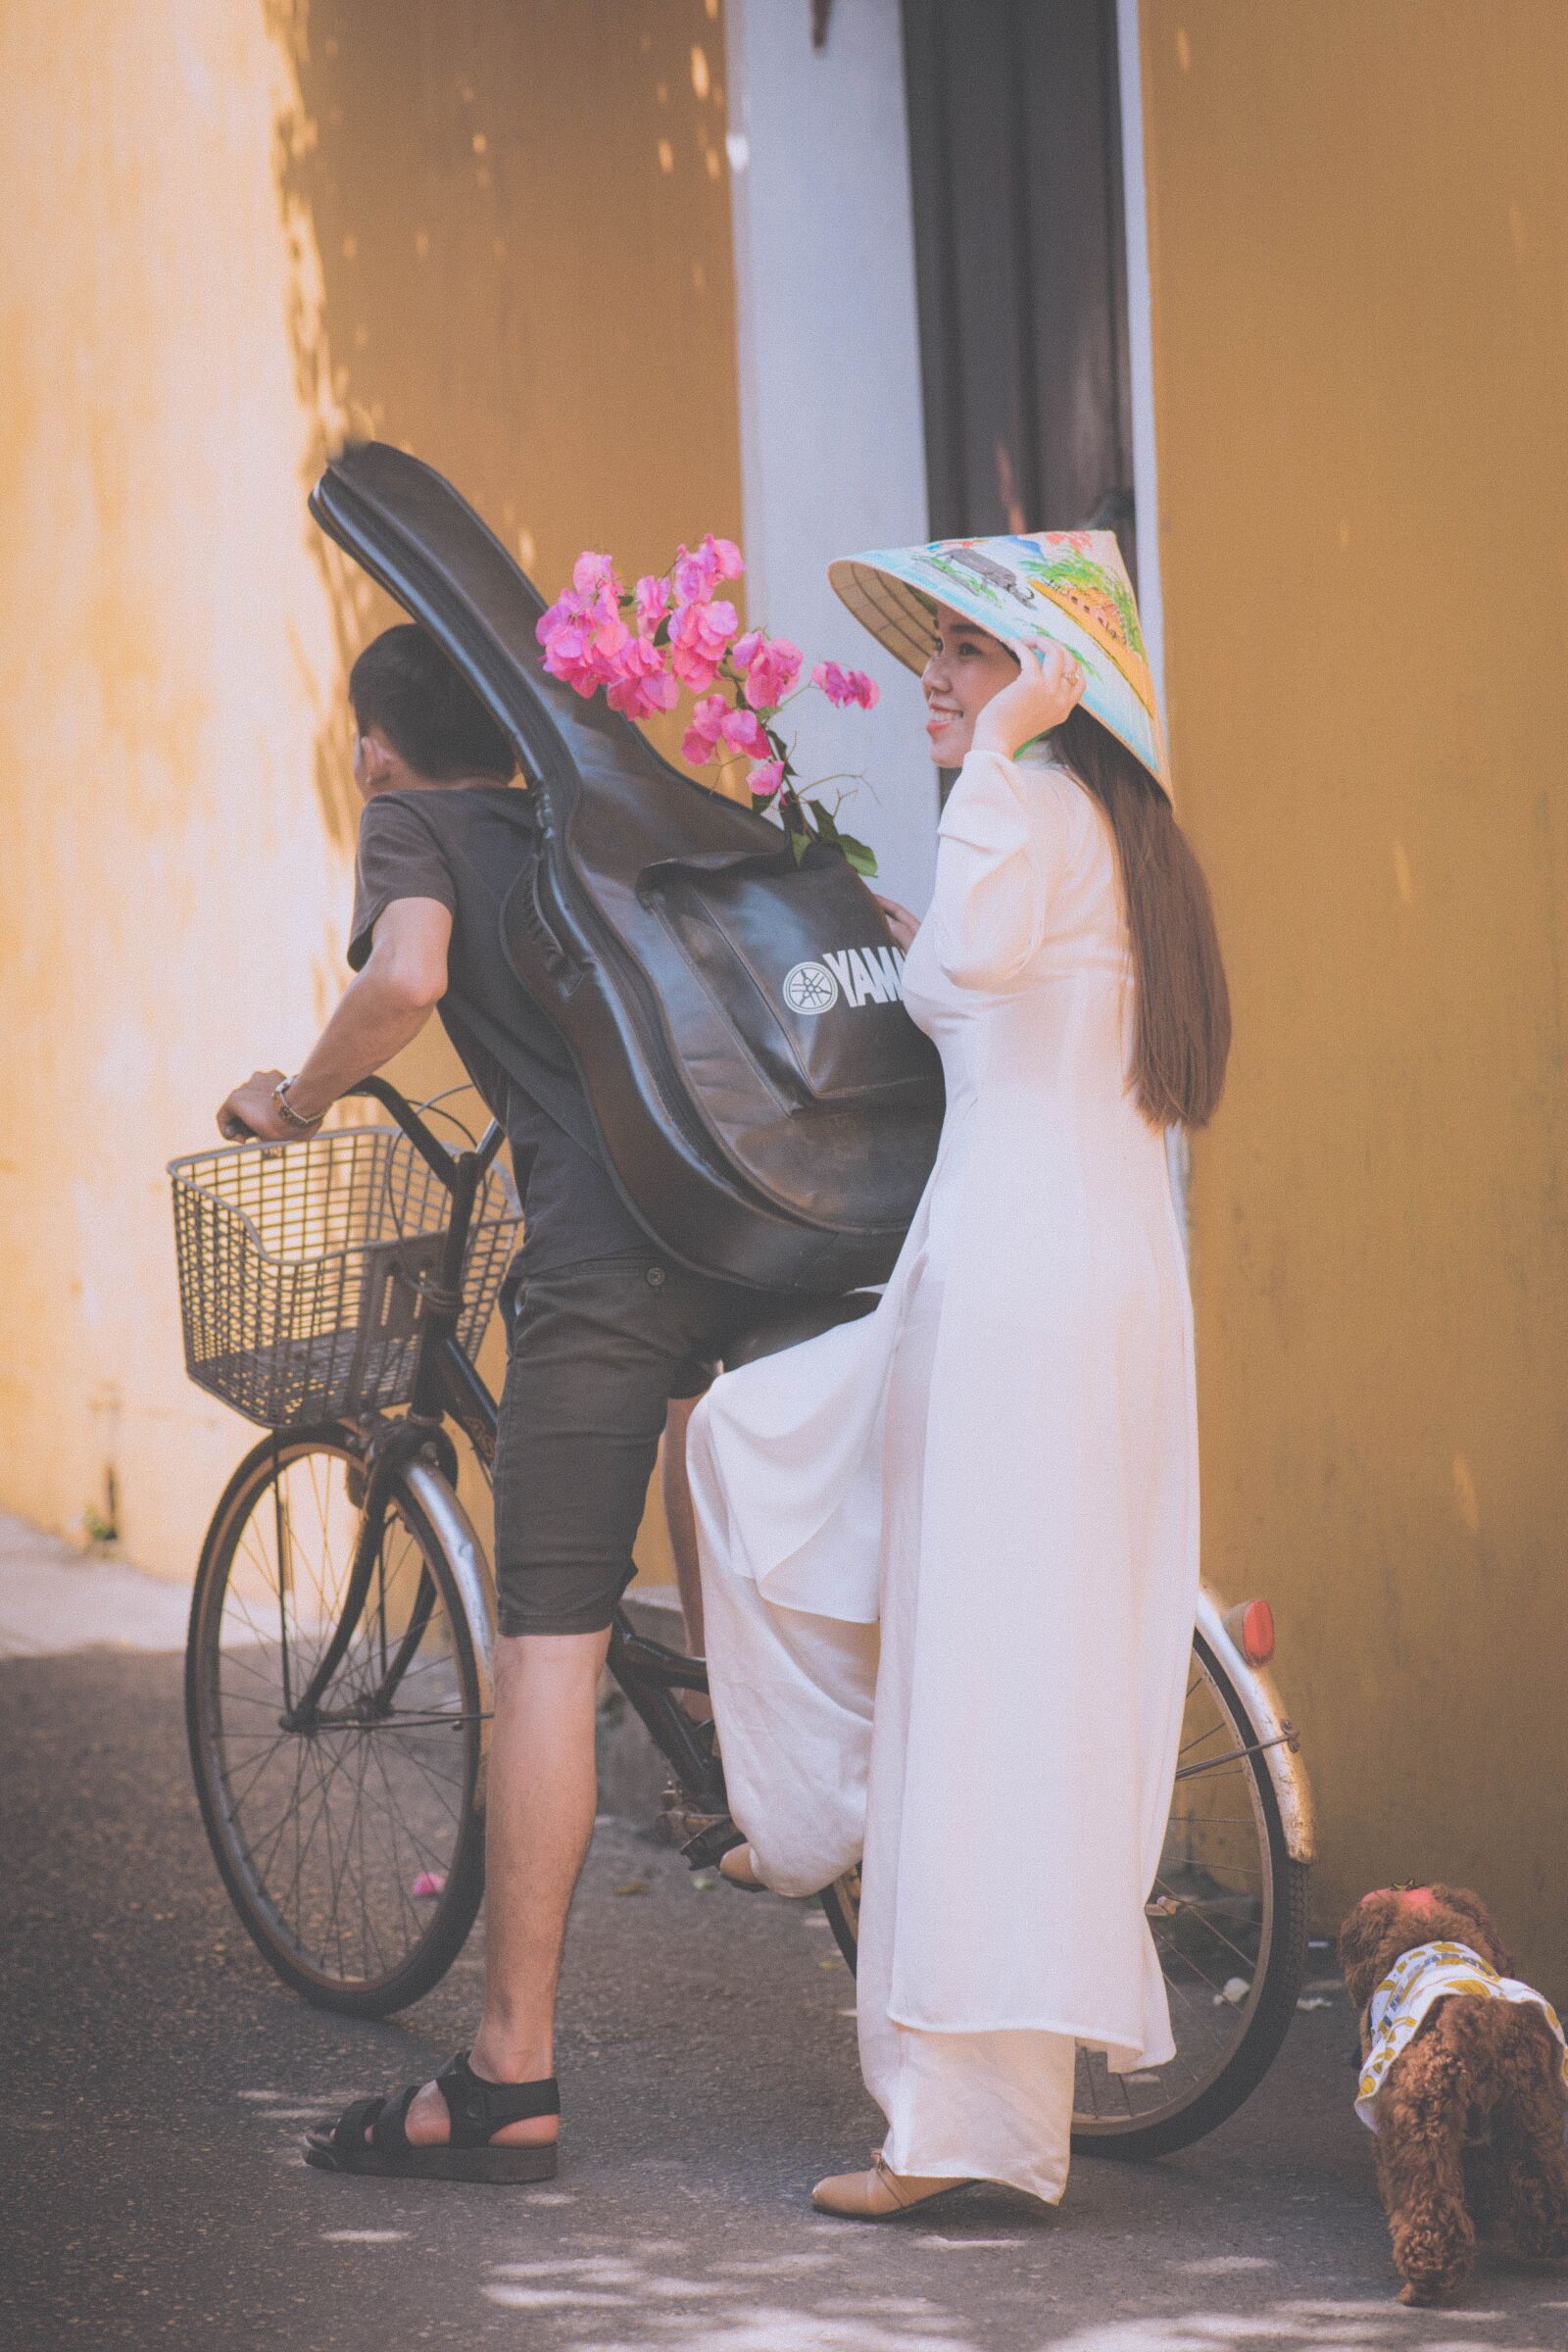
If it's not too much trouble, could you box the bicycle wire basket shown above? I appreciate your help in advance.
[169,1125,520,1430]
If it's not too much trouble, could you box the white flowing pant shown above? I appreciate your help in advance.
[692,1269,1077,2205]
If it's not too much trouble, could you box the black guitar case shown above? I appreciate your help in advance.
[310,442,943,1295]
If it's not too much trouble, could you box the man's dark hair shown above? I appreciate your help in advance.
[349,624,516,782]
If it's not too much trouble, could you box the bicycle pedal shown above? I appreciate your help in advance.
[658,1788,744,1872]
[656,1787,710,1845]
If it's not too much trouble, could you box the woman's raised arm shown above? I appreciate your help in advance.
[925,748,1072,992]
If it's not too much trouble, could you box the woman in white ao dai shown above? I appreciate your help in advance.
[686,602,1229,2217]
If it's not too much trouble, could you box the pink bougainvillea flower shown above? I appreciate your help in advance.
[540,541,876,873]
[571,550,622,614]
[732,629,803,711]
[606,630,679,720]
[681,692,731,764]
[811,660,880,710]
[537,593,635,698]
[669,595,739,691]
[680,691,767,764]
[634,572,672,631]
[671,532,745,605]
[672,542,718,605]
[535,550,635,695]
[624,667,680,721]
[719,704,769,759]
[534,600,581,656]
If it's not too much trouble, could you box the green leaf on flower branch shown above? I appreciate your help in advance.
[834,831,878,877]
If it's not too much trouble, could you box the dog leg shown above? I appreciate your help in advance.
[1462,2142,1500,2246]
[1376,2040,1476,2305]
[1492,2059,1568,2261]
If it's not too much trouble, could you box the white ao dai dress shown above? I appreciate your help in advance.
[686,740,1200,2201]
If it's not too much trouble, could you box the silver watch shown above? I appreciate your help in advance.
[272,1078,320,1133]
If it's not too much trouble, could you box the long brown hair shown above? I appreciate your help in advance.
[1054,705,1230,1130]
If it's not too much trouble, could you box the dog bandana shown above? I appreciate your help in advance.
[1355,1939,1568,2132]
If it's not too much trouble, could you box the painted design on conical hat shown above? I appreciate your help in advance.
[828,530,1169,793]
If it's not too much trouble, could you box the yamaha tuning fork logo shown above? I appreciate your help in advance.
[782,945,907,1018]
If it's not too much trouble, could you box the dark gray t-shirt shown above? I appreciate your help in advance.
[348,782,648,1270]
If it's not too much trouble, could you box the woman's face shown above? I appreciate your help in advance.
[919,603,1021,765]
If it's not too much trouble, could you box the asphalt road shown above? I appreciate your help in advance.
[4,1645,1567,2352]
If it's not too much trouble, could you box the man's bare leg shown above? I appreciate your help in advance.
[662,1392,706,1659]
[393,1626,610,2147]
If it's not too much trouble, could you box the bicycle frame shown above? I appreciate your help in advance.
[312,1081,1312,1859]
[312,1079,725,1816]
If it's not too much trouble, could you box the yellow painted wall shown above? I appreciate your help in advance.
[0,0,352,1577]
[1140,2,1568,1982]
[0,0,740,1593]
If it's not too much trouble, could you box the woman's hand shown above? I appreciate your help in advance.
[872,894,920,954]
[970,641,1085,760]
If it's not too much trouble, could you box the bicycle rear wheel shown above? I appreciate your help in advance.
[186,1427,486,2015]
[817,1629,1307,2158]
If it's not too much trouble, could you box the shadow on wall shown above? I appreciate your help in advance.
[273,0,744,804]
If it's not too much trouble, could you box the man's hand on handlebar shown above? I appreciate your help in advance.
[217,1069,323,1145]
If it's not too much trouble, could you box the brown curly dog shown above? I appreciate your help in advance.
[1338,1884,1568,2305]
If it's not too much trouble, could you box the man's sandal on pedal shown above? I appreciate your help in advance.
[304,2050,559,2183]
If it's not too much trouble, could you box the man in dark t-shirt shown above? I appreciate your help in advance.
[217,625,768,2182]
[346,765,647,1269]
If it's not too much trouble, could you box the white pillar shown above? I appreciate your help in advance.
[1116,0,1168,730]
[1115,0,1189,1239]
[723,0,935,909]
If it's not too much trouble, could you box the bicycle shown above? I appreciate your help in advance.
[172,1077,1314,2159]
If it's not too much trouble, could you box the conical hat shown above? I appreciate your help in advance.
[828,530,1169,794]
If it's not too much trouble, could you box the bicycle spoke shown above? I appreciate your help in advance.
[318,1739,362,1982]
[366,1738,422,1948]
[1178,1716,1232,1758]
[352,1740,386,1980]
[217,1728,295,1814]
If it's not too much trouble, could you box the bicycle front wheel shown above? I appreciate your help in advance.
[818,1629,1308,2158]
[186,1427,486,2015]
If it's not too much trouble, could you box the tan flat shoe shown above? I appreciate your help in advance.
[810,2150,975,2219]
[717,1841,764,1889]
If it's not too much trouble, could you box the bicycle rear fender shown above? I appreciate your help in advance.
[1196,1587,1315,1866]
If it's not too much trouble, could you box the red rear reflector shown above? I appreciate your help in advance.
[1224,1597,1275,1665]
[1241,1598,1274,1664]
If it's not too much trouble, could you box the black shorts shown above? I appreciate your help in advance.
[491,1251,765,1638]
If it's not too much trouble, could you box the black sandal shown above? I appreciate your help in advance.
[304,2050,560,2183]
